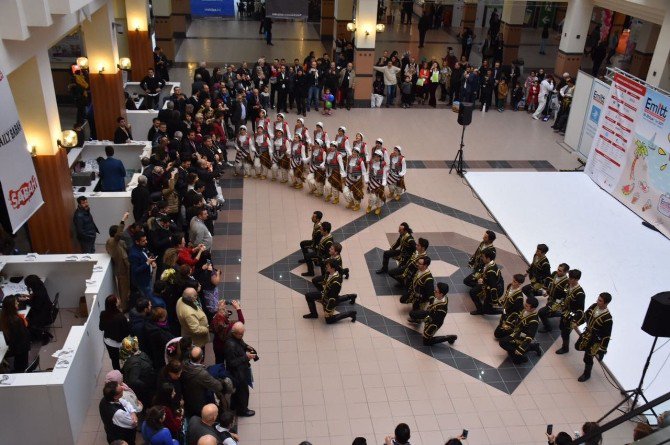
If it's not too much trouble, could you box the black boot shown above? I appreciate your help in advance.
[326,311,356,324]
[530,342,542,356]
[424,335,458,346]
[342,268,350,279]
[375,268,387,274]
[349,294,357,304]
[303,313,318,319]
[555,343,569,354]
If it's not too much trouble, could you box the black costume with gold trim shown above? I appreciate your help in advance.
[469,261,502,314]
[400,269,434,310]
[576,303,612,357]
[537,272,569,330]
[494,285,525,339]
[464,242,496,287]
[303,271,356,323]
[499,310,539,363]
[527,254,551,291]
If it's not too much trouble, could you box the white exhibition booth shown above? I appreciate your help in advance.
[68,141,151,244]
[467,171,670,406]
[0,254,114,444]
[125,81,180,138]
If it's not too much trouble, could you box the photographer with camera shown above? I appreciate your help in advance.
[224,321,258,417]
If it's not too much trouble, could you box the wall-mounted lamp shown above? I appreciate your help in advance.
[118,57,132,71]
[134,21,142,31]
[346,22,356,32]
[98,65,105,75]
[30,145,37,157]
[76,56,89,70]
[57,130,78,149]
[364,25,372,36]
[376,23,386,33]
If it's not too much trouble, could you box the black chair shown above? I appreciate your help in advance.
[47,292,61,343]
[24,355,40,373]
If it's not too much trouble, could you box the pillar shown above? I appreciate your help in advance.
[81,1,125,141]
[125,0,153,81]
[154,0,175,60]
[501,0,525,65]
[321,0,335,42]
[8,52,76,253]
[629,21,659,79]
[334,0,354,52]
[555,0,593,77]
[354,0,378,105]
[646,9,670,90]
[462,0,477,29]
[171,0,191,38]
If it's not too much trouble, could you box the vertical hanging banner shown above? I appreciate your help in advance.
[586,72,670,238]
[0,69,44,234]
[266,0,308,19]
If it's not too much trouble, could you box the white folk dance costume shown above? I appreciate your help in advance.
[353,134,368,165]
[271,115,292,140]
[271,131,291,182]
[335,127,352,159]
[343,152,368,211]
[307,141,326,196]
[289,136,309,189]
[388,147,407,200]
[367,152,388,215]
[255,111,271,134]
[294,119,312,145]
[253,129,273,179]
[368,138,391,165]
[324,144,346,204]
[235,127,255,177]
[313,123,330,147]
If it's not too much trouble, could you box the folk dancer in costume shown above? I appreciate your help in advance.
[343,148,367,211]
[353,132,368,165]
[335,126,352,159]
[537,262,570,332]
[307,139,327,197]
[493,274,526,339]
[400,257,434,311]
[271,128,290,182]
[299,210,323,265]
[270,112,292,139]
[526,243,551,295]
[289,133,309,189]
[367,150,388,215]
[368,138,390,165]
[555,269,586,355]
[255,108,271,134]
[388,146,407,201]
[391,237,429,289]
[408,282,458,346]
[469,247,503,315]
[302,221,333,277]
[377,222,416,275]
[499,296,542,364]
[324,142,346,205]
[294,118,311,145]
[312,242,350,291]
[253,124,273,179]
[574,292,613,382]
[303,259,357,323]
[234,125,255,177]
[464,230,497,288]
[313,122,330,147]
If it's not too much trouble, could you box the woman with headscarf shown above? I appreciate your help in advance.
[23,275,54,342]
[289,133,309,189]
[0,295,31,372]
[104,369,144,413]
[307,139,327,196]
[324,142,346,205]
[387,146,407,201]
[343,148,367,211]
[120,335,157,406]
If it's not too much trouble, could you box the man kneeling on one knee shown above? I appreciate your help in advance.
[303,258,357,323]
[499,295,542,364]
[408,282,457,346]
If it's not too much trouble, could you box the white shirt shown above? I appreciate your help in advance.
[111,398,137,429]
[539,79,554,96]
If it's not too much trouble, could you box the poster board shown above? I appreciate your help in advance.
[190,0,235,17]
[266,0,308,19]
[577,76,610,158]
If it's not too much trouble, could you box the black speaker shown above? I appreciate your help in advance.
[642,292,670,338]
[457,102,474,126]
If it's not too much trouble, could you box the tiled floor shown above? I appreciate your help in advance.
[74,17,636,445]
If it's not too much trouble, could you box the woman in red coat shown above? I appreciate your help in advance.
[211,299,245,364]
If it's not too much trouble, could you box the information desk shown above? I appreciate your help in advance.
[0,254,114,445]
[69,141,151,243]
[125,81,180,138]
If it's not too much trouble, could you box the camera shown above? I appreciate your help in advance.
[249,347,259,362]
[225,300,232,305]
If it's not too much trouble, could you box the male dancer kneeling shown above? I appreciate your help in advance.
[408,282,457,346]
[303,259,357,323]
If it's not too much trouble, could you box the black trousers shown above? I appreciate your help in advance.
[231,379,250,414]
[499,337,528,364]
[106,344,121,370]
[538,306,560,329]
[389,265,405,283]
[340,87,353,109]
[419,30,427,47]
[469,286,494,313]
[295,92,306,114]
[583,353,594,375]
[381,249,401,270]
[304,251,321,275]
[305,291,355,314]
[463,272,477,288]
[277,90,288,112]
[270,83,278,107]
[300,240,313,259]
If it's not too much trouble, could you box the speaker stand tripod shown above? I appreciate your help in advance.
[597,336,659,423]
[449,125,467,177]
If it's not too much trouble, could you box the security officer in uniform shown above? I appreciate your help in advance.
[527,243,551,294]
[376,222,416,274]
[555,269,585,355]
[408,282,458,346]
[575,292,613,382]
[464,230,496,288]
[303,259,357,323]
[499,295,542,364]
[469,247,503,315]
[299,211,323,264]
[537,262,570,332]
[302,221,333,277]
[390,237,429,288]
[400,257,434,311]
[494,274,526,339]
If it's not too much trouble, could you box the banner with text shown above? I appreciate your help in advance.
[0,69,44,234]
[586,72,670,238]
[190,0,235,17]
[577,78,609,158]
[267,0,308,19]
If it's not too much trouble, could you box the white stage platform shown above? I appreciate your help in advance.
[467,171,670,404]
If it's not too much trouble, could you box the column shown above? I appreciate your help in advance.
[321,0,335,41]
[354,0,378,105]
[171,0,191,38]
[500,0,525,65]
[81,1,126,141]
[462,0,478,29]
[554,0,593,77]
[154,0,176,60]
[334,0,354,52]
[8,52,76,253]
[646,9,670,90]
[125,0,153,81]
[629,21,659,79]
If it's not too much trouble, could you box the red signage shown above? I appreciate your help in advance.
[8,176,38,209]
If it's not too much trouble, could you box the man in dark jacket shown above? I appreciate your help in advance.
[128,298,152,352]
[224,321,256,417]
[140,68,166,110]
[99,146,127,192]
[418,11,431,47]
[181,346,227,417]
[121,338,157,406]
[99,381,138,445]
[73,196,99,253]
[131,175,151,222]
[230,93,248,135]
[194,62,211,86]
[294,68,309,116]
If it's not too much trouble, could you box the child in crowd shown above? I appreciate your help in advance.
[527,79,540,113]
[371,75,385,108]
[260,85,271,113]
[401,76,413,108]
[322,87,333,115]
[496,78,508,112]
[512,84,524,111]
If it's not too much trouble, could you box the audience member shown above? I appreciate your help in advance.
[141,405,179,445]
[99,146,128,192]
[105,369,144,413]
[73,196,99,253]
[99,381,138,445]
[0,295,31,372]
[121,335,157,406]
[99,295,131,370]
[176,287,210,348]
